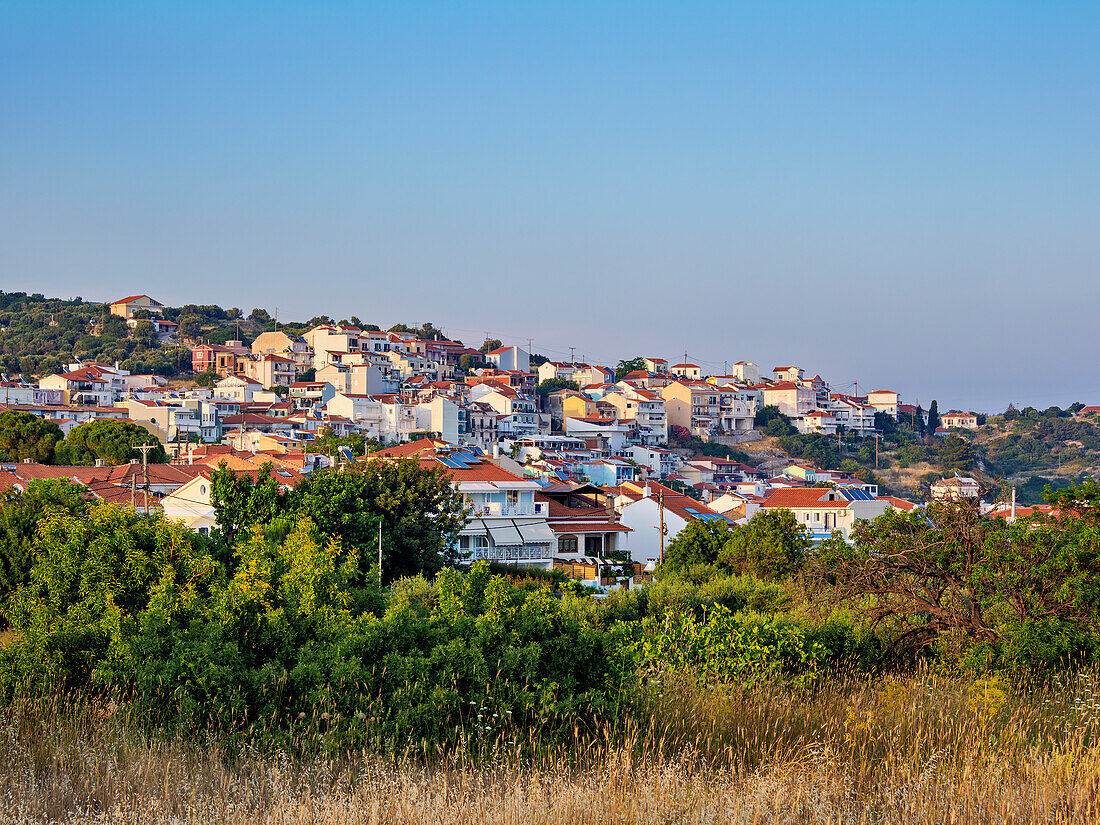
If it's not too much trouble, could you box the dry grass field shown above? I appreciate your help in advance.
[3,670,1099,824]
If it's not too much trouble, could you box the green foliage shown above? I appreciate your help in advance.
[0,410,63,463]
[2,503,217,694]
[55,420,167,466]
[927,400,941,433]
[0,293,174,379]
[459,353,487,372]
[718,509,809,580]
[810,486,1100,671]
[874,411,897,435]
[536,378,580,396]
[777,432,839,469]
[478,338,503,354]
[636,605,825,687]
[209,463,287,549]
[192,368,218,386]
[937,434,975,472]
[0,481,90,625]
[615,357,647,380]
[286,460,469,583]
[661,518,734,572]
[754,405,790,432]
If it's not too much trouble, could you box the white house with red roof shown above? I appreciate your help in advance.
[670,363,703,380]
[484,345,530,373]
[613,480,732,567]
[867,390,900,417]
[374,439,557,568]
[941,411,979,429]
[761,381,817,418]
[39,368,114,406]
[760,487,891,541]
[796,409,839,435]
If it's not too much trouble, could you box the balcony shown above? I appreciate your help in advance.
[471,501,538,517]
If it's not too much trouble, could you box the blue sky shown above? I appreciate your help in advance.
[2,2,1097,411]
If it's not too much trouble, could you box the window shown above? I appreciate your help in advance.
[558,535,578,554]
[507,490,519,506]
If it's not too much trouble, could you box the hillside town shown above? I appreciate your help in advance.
[0,293,1006,586]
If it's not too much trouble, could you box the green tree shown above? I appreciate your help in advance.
[459,353,487,372]
[479,338,503,355]
[938,434,975,472]
[615,357,647,380]
[249,308,272,325]
[54,420,167,466]
[808,490,1100,669]
[209,462,288,548]
[4,503,217,691]
[718,509,809,580]
[927,400,941,433]
[286,459,469,583]
[0,480,89,625]
[661,518,735,573]
[536,378,580,397]
[0,410,63,463]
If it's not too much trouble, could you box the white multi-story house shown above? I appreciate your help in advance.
[469,385,542,437]
[796,409,839,435]
[761,381,816,418]
[730,361,760,384]
[537,361,579,384]
[374,440,556,568]
[251,331,313,369]
[867,390,900,417]
[484,345,530,373]
[828,395,877,435]
[760,487,891,543]
[629,444,683,478]
[308,324,362,370]
[323,393,383,438]
[771,366,804,383]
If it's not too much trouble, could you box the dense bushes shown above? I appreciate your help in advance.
[2,480,1100,757]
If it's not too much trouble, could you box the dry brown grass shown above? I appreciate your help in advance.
[2,671,1099,824]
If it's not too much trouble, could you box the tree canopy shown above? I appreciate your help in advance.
[808,485,1100,669]
[615,357,647,380]
[0,410,63,463]
[54,420,167,466]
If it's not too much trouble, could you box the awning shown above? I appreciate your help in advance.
[459,482,499,493]
[461,519,489,536]
[516,521,556,544]
[487,523,524,546]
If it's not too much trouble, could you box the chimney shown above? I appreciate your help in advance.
[130,459,139,465]
[95,458,105,468]
[643,483,651,498]
[22,458,32,464]
[492,442,500,459]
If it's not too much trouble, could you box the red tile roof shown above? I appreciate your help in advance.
[761,488,851,509]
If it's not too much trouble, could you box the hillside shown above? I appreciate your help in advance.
[729,404,1098,503]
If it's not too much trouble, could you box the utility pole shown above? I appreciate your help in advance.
[657,490,666,566]
[131,475,136,509]
[569,346,575,366]
[875,433,880,470]
[135,443,156,516]
[377,519,383,586]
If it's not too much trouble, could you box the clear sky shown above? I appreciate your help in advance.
[2,2,1097,412]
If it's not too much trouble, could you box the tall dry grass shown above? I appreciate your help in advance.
[2,669,1099,824]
